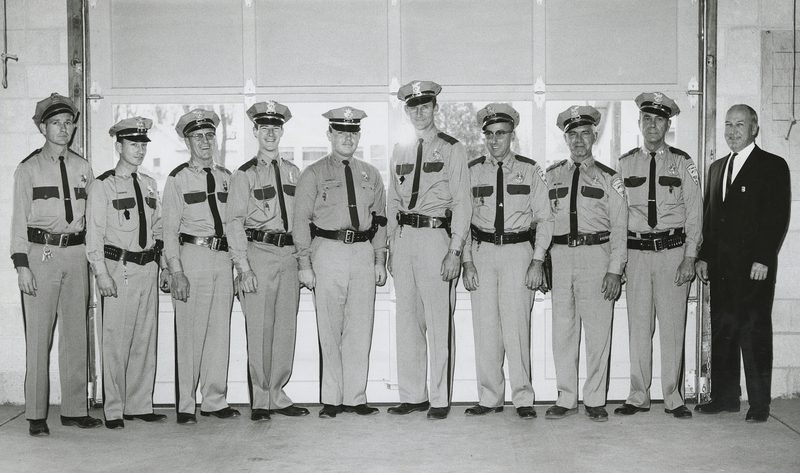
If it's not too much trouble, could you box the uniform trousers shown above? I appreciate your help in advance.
[173,243,234,414]
[392,226,457,409]
[23,243,89,420]
[311,238,375,406]
[101,259,158,420]
[625,246,689,410]
[470,241,535,408]
[242,242,299,410]
[550,243,614,409]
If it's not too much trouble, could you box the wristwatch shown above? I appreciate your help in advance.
[447,249,461,257]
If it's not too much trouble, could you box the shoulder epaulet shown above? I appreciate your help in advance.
[437,132,459,145]
[514,155,537,166]
[468,156,486,168]
[21,148,42,163]
[594,161,617,176]
[619,147,639,160]
[238,157,257,172]
[669,146,692,159]
[169,162,189,178]
[97,170,115,181]
[546,159,567,172]
[215,163,232,175]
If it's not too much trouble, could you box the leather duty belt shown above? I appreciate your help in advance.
[552,231,610,247]
[27,228,85,247]
[397,212,450,230]
[310,224,372,244]
[627,228,685,251]
[179,233,229,252]
[245,229,293,247]
[471,226,532,245]
[104,244,158,266]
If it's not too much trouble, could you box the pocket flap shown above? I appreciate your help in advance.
[507,184,530,195]
[217,192,228,203]
[549,187,569,199]
[581,186,605,199]
[254,186,276,201]
[74,187,88,200]
[472,186,493,198]
[423,162,444,173]
[183,191,207,204]
[113,197,136,210]
[624,177,646,187]
[283,184,296,196]
[145,197,157,209]
[659,176,682,187]
[32,186,60,200]
[396,163,414,175]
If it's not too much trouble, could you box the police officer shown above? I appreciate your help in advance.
[544,105,627,422]
[163,109,239,424]
[614,93,701,420]
[293,107,387,418]
[227,101,309,421]
[386,81,471,420]
[11,93,102,436]
[461,104,553,419]
[86,117,169,429]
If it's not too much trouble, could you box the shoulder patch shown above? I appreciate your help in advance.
[97,170,116,181]
[238,157,257,172]
[169,162,190,178]
[611,176,626,197]
[21,148,43,163]
[594,161,617,176]
[514,155,537,166]
[437,132,459,145]
[546,159,567,172]
[468,156,486,168]
[619,147,639,160]
[669,146,692,160]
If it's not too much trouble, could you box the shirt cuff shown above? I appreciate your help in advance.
[11,253,29,269]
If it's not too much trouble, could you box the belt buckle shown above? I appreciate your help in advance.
[343,230,355,244]
[210,237,221,251]
[58,234,69,248]
[569,235,583,247]
[119,249,129,262]
[409,214,420,227]
[274,233,285,247]
[493,234,502,245]
[654,238,665,252]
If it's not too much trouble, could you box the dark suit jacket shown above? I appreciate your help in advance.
[698,145,791,280]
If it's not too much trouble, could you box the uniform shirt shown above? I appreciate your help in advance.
[227,156,300,273]
[546,156,628,275]
[162,161,231,273]
[293,154,387,271]
[463,153,554,263]
[11,147,94,267]
[387,128,471,251]
[617,145,703,258]
[85,164,163,275]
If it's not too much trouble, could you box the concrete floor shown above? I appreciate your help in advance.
[1,400,799,472]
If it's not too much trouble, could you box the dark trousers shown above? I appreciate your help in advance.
[709,271,775,412]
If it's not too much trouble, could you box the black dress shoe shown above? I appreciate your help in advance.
[250,409,271,421]
[28,419,49,437]
[516,406,537,419]
[319,404,342,418]
[200,407,241,419]
[105,419,124,429]
[123,413,167,422]
[60,415,103,428]
[694,400,740,414]
[465,404,503,416]
[614,403,650,415]
[343,404,379,416]
[387,401,430,415]
[176,413,197,424]
[545,405,578,419]
[427,407,449,420]
[585,406,609,422]
[270,405,310,417]
[745,409,770,423]
[665,405,692,419]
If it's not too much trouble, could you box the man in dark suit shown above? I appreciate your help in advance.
[695,104,791,423]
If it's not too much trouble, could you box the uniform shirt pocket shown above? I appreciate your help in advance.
[581,186,604,199]
[112,197,136,211]
[624,177,646,187]
[74,187,88,200]
[183,191,207,204]
[396,164,414,175]
[145,197,157,209]
[216,192,228,203]
[283,184,296,196]
[507,185,530,195]
[254,185,276,201]
[549,187,569,199]
[472,186,493,198]
[423,162,444,173]
[658,176,682,187]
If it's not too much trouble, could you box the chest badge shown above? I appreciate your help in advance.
[669,163,678,175]
[222,180,228,192]
[362,171,369,182]
[80,173,87,186]
[515,171,524,183]
[592,174,599,185]
[432,150,442,161]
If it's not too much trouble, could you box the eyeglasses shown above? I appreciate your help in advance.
[483,130,513,139]
[189,132,216,141]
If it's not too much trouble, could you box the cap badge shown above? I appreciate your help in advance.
[654,92,663,104]
[486,105,495,116]
[50,92,60,101]
[266,101,277,114]
[570,106,580,118]
[136,118,146,132]
[411,82,422,96]
[194,109,205,120]
[343,108,353,120]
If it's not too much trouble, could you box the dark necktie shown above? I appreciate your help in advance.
[494,161,504,235]
[342,160,360,230]
[408,138,423,210]
[569,162,581,240]
[725,152,737,200]
[204,167,224,237]
[131,172,148,248]
[272,159,289,231]
[648,152,657,228]
[59,156,73,223]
